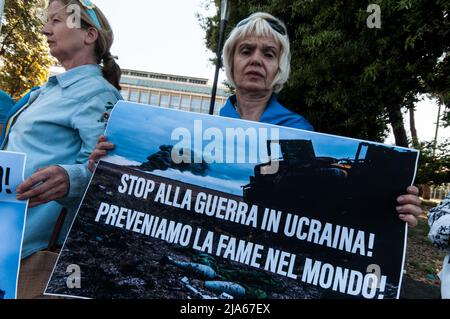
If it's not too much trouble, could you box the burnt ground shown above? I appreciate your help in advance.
[46,162,321,299]
[46,161,413,299]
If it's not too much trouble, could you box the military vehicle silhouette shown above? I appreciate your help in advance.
[243,139,416,213]
[138,145,208,176]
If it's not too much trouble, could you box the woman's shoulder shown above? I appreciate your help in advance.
[55,65,119,101]
[64,74,121,103]
[280,112,314,131]
[268,98,314,131]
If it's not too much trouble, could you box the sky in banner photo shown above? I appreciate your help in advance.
[103,102,416,197]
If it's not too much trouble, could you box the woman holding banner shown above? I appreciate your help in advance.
[3,0,122,298]
[89,12,422,227]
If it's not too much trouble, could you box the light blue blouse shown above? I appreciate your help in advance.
[2,64,122,258]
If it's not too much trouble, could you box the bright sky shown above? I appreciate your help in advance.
[92,0,448,146]
[385,97,450,146]
[94,0,221,81]
[105,101,413,196]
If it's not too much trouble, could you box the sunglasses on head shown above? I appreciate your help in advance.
[79,0,102,30]
[237,16,287,36]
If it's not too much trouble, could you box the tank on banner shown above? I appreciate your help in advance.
[244,140,417,211]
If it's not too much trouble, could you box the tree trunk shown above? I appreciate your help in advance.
[420,184,431,200]
[409,108,419,149]
[388,105,409,147]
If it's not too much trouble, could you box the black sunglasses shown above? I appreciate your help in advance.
[236,16,287,36]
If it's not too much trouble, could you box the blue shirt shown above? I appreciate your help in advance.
[0,90,14,125]
[2,64,122,258]
[220,94,314,131]
[0,88,40,143]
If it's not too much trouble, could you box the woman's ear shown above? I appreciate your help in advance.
[84,26,99,45]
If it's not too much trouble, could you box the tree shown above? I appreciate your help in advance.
[0,0,53,100]
[416,138,450,186]
[428,56,450,128]
[443,104,449,128]
[201,0,449,146]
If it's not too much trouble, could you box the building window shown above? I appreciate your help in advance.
[149,74,167,80]
[191,98,201,112]
[189,79,207,85]
[180,96,191,110]
[170,77,188,83]
[214,100,224,114]
[140,92,149,104]
[160,94,170,107]
[121,89,129,100]
[129,90,139,102]
[170,95,181,108]
[150,92,159,106]
[202,98,210,113]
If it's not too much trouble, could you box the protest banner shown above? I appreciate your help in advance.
[46,101,419,299]
[0,151,27,299]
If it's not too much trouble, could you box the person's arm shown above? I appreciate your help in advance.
[59,91,118,202]
[16,91,118,208]
[428,194,450,253]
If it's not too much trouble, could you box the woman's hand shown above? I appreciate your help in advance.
[396,185,422,227]
[16,166,69,208]
[88,135,115,172]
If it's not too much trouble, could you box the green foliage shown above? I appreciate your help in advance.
[0,0,54,100]
[444,108,450,128]
[416,138,450,186]
[201,0,449,146]
[432,76,450,128]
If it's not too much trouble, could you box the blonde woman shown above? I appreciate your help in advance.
[2,0,122,298]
